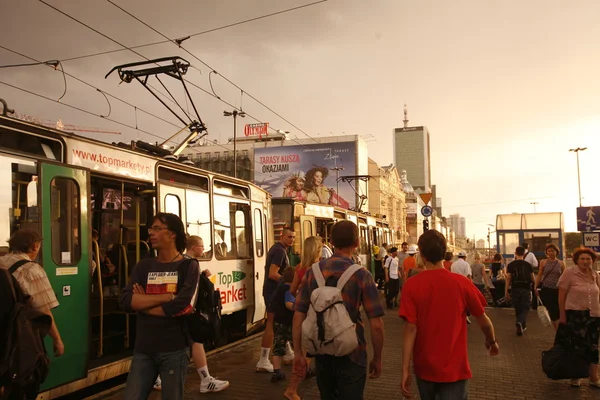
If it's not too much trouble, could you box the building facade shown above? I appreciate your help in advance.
[449,213,467,239]
[182,134,371,212]
[368,160,406,243]
[393,126,431,192]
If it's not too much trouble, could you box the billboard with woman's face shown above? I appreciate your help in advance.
[253,141,357,209]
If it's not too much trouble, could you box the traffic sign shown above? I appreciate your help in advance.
[577,206,600,231]
[421,205,433,217]
[582,232,600,252]
[419,193,433,205]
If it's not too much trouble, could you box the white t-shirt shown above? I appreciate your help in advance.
[384,256,399,280]
[322,245,333,260]
[451,258,472,278]
[378,247,387,260]
[524,251,538,268]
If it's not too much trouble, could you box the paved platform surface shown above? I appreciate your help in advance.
[100,307,600,399]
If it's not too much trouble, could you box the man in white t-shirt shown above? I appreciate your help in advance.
[451,251,473,323]
[451,251,472,279]
[384,247,400,309]
[521,243,538,268]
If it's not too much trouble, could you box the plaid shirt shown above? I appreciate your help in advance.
[0,253,59,311]
[295,253,384,367]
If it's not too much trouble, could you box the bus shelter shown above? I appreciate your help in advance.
[496,212,565,263]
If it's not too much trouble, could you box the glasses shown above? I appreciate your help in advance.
[148,225,168,234]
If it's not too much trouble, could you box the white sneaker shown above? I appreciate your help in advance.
[153,376,162,390]
[283,342,294,365]
[256,358,274,372]
[200,377,230,393]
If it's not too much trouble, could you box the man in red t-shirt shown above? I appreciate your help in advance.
[399,230,499,399]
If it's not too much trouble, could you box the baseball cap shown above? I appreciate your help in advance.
[407,245,417,255]
[458,251,467,257]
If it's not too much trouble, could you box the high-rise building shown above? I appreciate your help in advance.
[392,106,431,191]
[449,213,467,238]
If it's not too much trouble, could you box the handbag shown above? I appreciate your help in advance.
[542,345,589,380]
[536,297,552,327]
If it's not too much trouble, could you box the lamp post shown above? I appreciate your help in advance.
[223,110,246,178]
[569,147,587,207]
[530,201,538,212]
[487,224,495,259]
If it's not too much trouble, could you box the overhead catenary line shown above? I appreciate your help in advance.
[0,79,168,141]
[106,0,320,144]
[36,0,319,152]
[58,1,328,63]
[0,45,184,131]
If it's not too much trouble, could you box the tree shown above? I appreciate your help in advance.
[564,232,582,257]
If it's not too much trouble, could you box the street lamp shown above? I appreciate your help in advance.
[569,147,587,207]
[530,201,538,212]
[223,110,246,178]
[487,224,495,259]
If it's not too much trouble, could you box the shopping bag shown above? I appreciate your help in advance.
[537,297,552,328]
[542,345,589,380]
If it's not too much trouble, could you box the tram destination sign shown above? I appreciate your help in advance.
[577,206,600,231]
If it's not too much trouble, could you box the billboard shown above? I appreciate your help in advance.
[254,142,356,209]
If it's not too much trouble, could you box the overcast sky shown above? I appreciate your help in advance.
[1,0,600,243]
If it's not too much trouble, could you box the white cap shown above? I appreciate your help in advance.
[458,251,467,257]
[407,245,418,255]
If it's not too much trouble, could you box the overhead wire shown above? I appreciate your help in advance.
[0,45,185,132]
[105,0,321,144]
[36,0,318,152]
[58,0,328,63]
[0,79,167,141]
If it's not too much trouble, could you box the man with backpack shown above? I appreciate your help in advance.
[153,235,228,393]
[0,230,60,399]
[292,220,385,399]
[505,246,536,336]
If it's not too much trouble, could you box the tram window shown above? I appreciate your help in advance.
[213,180,249,199]
[186,190,212,260]
[303,220,313,241]
[254,209,264,257]
[51,177,81,265]
[213,195,251,259]
[1,158,41,254]
[359,226,368,254]
[164,194,181,217]
[157,167,209,190]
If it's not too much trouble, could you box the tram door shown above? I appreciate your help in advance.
[251,203,267,323]
[39,162,90,390]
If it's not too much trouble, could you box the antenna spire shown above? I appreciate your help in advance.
[403,103,409,128]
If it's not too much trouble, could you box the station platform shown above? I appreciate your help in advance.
[99,307,600,399]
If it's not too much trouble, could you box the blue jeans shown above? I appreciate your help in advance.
[416,377,469,400]
[315,355,366,400]
[124,348,190,400]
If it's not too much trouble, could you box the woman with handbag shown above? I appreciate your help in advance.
[557,247,600,387]
[535,244,565,330]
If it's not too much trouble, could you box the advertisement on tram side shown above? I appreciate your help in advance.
[254,142,356,210]
[209,269,251,313]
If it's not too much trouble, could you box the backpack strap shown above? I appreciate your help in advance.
[9,259,31,274]
[311,262,325,288]
[2,268,18,302]
[336,264,363,290]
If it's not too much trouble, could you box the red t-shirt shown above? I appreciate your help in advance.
[443,260,452,271]
[399,268,486,382]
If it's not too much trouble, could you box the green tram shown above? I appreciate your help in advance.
[272,198,394,273]
[0,108,273,399]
